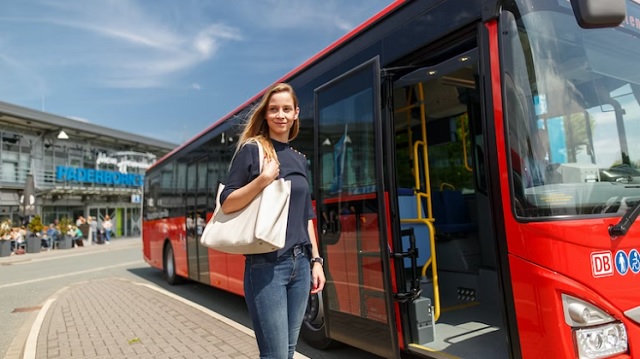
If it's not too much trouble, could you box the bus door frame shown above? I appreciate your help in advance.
[313,56,400,359]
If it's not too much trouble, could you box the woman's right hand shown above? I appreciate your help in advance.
[261,158,280,184]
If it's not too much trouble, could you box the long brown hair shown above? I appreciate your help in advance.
[235,83,300,161]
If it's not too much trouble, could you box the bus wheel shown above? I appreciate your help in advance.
[163,243,182,285]
[300,291,334,349]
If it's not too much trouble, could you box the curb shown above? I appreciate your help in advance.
[23,298,55,359]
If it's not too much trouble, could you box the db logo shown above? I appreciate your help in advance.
[591,251,613,278]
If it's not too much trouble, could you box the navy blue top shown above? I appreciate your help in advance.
[220,139,315,259]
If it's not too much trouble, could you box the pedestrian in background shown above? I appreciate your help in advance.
[10,227,25,253]
[89,216,98,244]
[219,83,325,359]
[78,218,90,246]
[71,226,84,247]
[102,214,113,244]
[44,223,59,250]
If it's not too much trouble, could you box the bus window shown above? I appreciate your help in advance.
[319,98,376,196]
[504,8,640,218]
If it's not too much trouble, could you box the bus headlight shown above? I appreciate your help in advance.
[562,294,628,358]
[575,322,627,358]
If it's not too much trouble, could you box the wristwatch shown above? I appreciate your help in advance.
[311,257,324,266]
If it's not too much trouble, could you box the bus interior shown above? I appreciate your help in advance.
[391,47,509,358]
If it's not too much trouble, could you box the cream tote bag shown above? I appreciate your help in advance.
[200,141,291,254]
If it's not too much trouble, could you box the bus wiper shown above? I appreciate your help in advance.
[609,198,640,238]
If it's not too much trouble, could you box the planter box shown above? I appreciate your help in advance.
[57,235,73,250]
[26,235,41,254]
[0,240,11,257]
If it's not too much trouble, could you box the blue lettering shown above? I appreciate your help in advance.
[56,166,67,180]
[77,168,86,181]
[67,168,77,181]
[95,171,104,184]
[55,166,143,187]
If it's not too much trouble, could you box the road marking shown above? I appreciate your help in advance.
[0,260,144,289]
[23,298,56,359]
[5,244,139,266]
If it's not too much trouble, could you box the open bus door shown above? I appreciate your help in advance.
[302,57,401,358]
[387,43,512,358]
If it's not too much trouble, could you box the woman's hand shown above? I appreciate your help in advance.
[260,157,280,184]
[310,263,326,294]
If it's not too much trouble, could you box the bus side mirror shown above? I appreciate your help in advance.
[570,0,626,28]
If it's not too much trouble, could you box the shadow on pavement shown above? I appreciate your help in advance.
[126,266,383,359]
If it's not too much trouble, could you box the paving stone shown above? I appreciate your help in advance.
[33,278,261,358]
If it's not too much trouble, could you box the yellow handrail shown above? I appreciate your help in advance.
[460,114,473,172]
[413,141,431,218]
[394,83,441,321]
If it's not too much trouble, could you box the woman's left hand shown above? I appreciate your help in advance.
[310,263,326,294]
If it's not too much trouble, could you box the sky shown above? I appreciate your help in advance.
[0,0,392,145]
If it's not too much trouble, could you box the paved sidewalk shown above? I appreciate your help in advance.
[26,278,264,359]
[3,240,310,359]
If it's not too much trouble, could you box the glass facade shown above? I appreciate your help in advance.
[0,117,174,236]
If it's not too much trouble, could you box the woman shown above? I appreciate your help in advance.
[220,83,325,359]
[71,225,84,247]
[102,214,112,244]
[88,216,98,243]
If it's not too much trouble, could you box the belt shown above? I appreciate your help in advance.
[291,244,306,257]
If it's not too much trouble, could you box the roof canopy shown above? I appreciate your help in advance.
[0,100,176,154]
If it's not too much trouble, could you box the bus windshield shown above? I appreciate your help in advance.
[503,0,640,218]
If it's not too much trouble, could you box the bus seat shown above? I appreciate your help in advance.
[425,189,476,236]
[397,187,418,217]
[398,188,431,267]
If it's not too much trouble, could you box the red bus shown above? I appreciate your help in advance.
[143,0,640,357]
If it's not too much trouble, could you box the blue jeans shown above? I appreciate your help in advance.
[244,245,311,359]
[105,229,111,242]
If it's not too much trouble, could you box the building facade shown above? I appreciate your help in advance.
[0,101,176,237]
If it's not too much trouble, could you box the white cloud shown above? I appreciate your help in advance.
[0,0,391,144]
[194,24,243,58]
[0,0,387,92]
[1,1,243,89]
